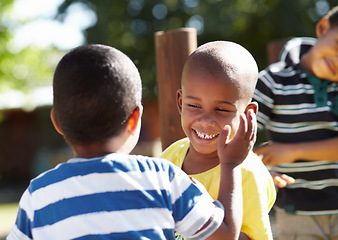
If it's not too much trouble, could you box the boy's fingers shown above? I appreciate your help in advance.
[237,110,256,141]
[246,109,256,141]
[274,176,287,188]
[235,113,247,140]
[270,171,295,188]
[281,174,295,184]
[218,125,231,148]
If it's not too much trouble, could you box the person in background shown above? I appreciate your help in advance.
[253,5,338,240]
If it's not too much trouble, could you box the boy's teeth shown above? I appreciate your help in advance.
[195,130,219,139]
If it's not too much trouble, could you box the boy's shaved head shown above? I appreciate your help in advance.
[182,41,258,101]
[177,40,259,155]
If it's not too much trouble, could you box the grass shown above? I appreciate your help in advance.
[0,202,18,239]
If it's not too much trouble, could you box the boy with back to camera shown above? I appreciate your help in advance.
[161,41,276,240]
[7,44,257,240]
[253,5,338,240]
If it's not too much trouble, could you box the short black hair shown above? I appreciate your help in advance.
[53,44,142,146]
[327,5,338,27]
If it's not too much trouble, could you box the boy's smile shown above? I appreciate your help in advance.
[194,129,219,140]
[324,57,337,75]
[302,25,338,82]
[178,66,247,157]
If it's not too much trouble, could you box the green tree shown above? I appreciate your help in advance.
[2,0,337,96]
[57,0,337,100]
[0,0,61,93]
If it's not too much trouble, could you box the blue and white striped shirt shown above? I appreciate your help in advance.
[7,153,224,239]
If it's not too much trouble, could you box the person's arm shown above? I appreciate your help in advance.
[207,109,257,240]
[254,137,338,166]
[239,232,251,240]
[7,189,33,240]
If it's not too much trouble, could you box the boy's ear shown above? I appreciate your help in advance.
[245,102,258,114]
[316,16,330,38]
[50,108,63,135]
[127,105,143,135]
[176,89,183,114]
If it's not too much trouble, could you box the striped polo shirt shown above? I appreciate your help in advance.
[253,37,338,216]
[7,153,224,239]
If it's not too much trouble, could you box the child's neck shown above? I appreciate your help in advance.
[182,148,220,175]
[72,136,130,159]
[72,144,116,159]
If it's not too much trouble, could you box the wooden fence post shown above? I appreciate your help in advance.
[154,28,197,150]
[267,37,291,64]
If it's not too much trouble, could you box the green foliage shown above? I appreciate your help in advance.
[0,45,62,92]
[0,0,61,93]
[56,0,337,100]
[2,0,337,97]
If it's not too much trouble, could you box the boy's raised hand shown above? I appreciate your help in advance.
[218,109,257,165]
[209,109,256,240]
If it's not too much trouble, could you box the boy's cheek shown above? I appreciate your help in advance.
[312,60,338,82]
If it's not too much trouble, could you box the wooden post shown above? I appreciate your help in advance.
[154,28,197,150]
[267,37,291,64]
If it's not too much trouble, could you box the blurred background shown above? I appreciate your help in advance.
[0,0,337,237]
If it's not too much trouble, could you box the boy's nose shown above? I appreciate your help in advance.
[199,113,216,127]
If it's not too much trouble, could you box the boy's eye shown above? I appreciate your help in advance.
[216,108,230,112]
[188,104,200,108]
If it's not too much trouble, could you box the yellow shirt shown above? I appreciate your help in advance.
[161,138,276,240]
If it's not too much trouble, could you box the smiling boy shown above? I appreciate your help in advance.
[161,41,276,240]
[253,5,338,240]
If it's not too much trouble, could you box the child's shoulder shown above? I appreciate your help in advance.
[241,151,272,179]
[241,152,276,204]
[160,138,189,167]
[162,138,190,153]
[28,157,100,193]
[105,153,181,172]
[29,153,184,194]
